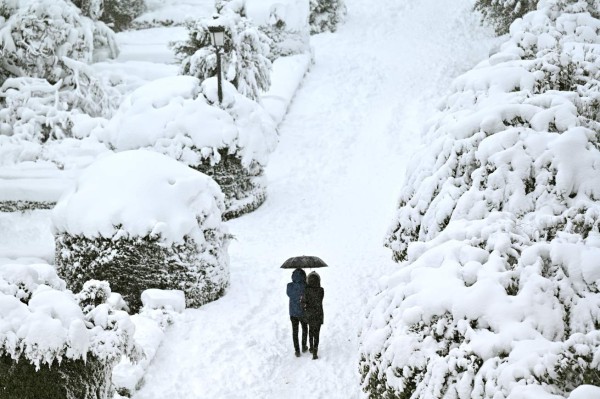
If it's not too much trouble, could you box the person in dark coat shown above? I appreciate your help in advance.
[302,271,324,360]
[286,268,308,357]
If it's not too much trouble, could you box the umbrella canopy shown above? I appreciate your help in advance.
[280,255,328,269]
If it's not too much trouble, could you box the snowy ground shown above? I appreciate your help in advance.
[0,0,496,397]
[132,0,494,398]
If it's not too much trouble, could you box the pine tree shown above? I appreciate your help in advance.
[172,12,271,101]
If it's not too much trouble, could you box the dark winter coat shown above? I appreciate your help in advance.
[303,272,324,325]
[287,268,306,317]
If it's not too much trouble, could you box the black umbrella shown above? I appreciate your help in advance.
[280,255,328,269]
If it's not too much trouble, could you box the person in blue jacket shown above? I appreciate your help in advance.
[287,268,308,357]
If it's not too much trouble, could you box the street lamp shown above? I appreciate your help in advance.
[208,25,225,103]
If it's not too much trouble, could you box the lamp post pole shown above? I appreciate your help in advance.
[208,25,226,104]
[216,47,223,103]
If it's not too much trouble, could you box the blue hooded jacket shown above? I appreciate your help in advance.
[286,268,306,317]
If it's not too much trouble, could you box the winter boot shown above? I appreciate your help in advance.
[302,345,308,353]
[295,350,301,357]
[312,350,318,360]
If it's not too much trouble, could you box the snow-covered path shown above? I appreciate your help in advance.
[133,1,493,398]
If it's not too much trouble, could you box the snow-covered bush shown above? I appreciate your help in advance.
[259,22,310,61]
[0,0,93,83]
[0,61,118,143]
[0,0,19,19]
[72,0,146,32]
[53,150,231,313]
[94,75,278,219]
[474,0,539,34]
[172,12,272,101]
[0,263,138,399]
[0,0,119,164]
[100,0,146,32]
[72,0,104,20]
[309,0,346,34]
[230,0,311,61]
[361,2,600,398]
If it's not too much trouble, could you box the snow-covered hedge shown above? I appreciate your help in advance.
[361,2,600,398]
[94,76,278,219]
[53,150,230,312]
[0,263,138,399]
[172,11,271,102]
[309,0,346,34]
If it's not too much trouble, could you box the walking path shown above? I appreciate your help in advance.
[131,0,494,397]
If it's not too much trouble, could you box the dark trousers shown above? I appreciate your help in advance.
[290,316,307,352]
[308,322,321,351]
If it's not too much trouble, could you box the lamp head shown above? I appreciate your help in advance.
[208,25,226,47]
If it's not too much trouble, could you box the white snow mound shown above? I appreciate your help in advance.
[52,149,224,244]
[94,76,277,169]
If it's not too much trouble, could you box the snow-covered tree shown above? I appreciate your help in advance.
[53,150,231,312]
[72,0,146,32]
[257,4,311,61]
[93,75,278,219]
[173,12,272,101]
[0,0,119,172]
[0,0,94,83]
[0,263,139,399]
[0,60,118,143]
[309,0,346,34]
[0,0,119,84]
[474,0,538,34]
[72,0,104,20]
[361,2,600,398]
[99,0,146,32]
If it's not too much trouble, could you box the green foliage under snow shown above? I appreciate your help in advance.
[309,0,347,34]
[55,231,229,313]
[361,1,600,398]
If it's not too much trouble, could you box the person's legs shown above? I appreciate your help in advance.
[301,320,308,352]
[290,317,300,354]
[308,323,316,351]
[311,323,321,359]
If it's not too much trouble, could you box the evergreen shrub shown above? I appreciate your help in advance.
[361,2,600,398]
[474,0,538,34]
[0,354,113,399]
[194,149,266,220]
[52,150,231,313]
[55,229,229,312]
[309,0,347,34]
[0,263,139,399]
